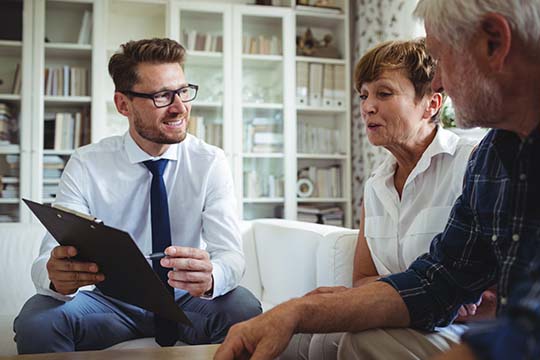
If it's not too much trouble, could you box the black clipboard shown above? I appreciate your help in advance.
[23,199,192,326]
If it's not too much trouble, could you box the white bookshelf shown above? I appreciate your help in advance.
[5,0,352,227]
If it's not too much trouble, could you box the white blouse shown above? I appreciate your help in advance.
[364,127,477,275]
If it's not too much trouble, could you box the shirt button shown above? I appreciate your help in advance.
[519,173,527,181]
[491,235,498,242]
[500,297,508,305]
[512,234,520,242]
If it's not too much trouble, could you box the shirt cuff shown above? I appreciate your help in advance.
[202,261,225,300]
[379,270,436,331]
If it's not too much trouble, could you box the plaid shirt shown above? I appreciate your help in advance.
[381,127,540,358]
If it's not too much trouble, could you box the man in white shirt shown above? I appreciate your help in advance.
[13,38,261,354]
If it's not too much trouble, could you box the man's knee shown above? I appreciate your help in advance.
[216,286,262,323]
[14,295,73,354]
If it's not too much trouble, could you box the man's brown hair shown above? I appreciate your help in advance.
[354,38,442,116]
[108,38,186,92]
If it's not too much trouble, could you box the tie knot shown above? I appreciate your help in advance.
[143,159,169,177]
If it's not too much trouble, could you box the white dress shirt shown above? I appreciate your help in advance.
[32,132,243,301]
[364,127,477,275]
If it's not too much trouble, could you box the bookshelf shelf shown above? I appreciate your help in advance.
[297,153,347,160]
[242,54,283,62]
[295,56,346,65]
[243,197,285,203]
[0,199,19,204]
[43,178,61,185]
[296,12,346,27]
[0,177,19,184]
[242,102,283,110]
[0,41,22,56]
[45,43,92,58]
[194,101,222,108]
[242,153,284,158]
[0,144,20,153]
[0,94,22,101]
[43,149,74,156]
[44,96,92,104]
[298,197,348,203]
[296,105,346,115]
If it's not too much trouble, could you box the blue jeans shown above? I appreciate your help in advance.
[13,286,261,354]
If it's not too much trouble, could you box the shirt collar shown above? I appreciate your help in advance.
[372,126,459,180]
[123,131,179,164]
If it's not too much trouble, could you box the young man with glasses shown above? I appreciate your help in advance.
[14,38,261,354]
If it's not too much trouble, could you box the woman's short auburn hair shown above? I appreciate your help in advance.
[108,38,186,92]
[354,38,437,99]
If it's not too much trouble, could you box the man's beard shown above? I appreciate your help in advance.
[132,109,186,145]
[452,54,503,129]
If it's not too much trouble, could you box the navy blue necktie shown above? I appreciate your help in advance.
[143,159,178,346]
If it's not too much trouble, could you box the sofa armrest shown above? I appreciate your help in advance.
[316,229,359,288]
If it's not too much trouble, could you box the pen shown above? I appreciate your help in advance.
[144,252,167,261]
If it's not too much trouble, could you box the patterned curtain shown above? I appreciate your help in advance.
[350,0,424,228]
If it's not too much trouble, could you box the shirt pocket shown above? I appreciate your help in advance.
[403,206,453,267]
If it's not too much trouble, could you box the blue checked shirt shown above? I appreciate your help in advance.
[381,127,540,358]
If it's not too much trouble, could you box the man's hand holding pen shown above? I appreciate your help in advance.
[47,245,105,295]
[160,246,214,298]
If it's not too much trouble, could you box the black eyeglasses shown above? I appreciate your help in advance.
[120,84,199,108]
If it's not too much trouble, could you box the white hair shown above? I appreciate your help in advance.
[414,0,540,50]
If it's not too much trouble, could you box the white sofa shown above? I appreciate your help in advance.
[0,219,358,355]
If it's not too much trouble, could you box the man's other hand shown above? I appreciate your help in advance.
[47,245,104,295]
[161,246,213,297]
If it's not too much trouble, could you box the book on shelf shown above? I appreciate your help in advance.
[44,66,88,96]
[333,65,345,108]
[297,120,341,154]
[44,111,88,151]
[0,154,19,177]
[322,64,334,107]
[11,63,21,95]
[296,62,309,106]
[244,170,284,198]
[77,10,92,45]
[308,63,323,106]
[297,204,344,225]
[242,35,281,55]
[0,103,17,147]
[295,4,343,15]
[182,30,223,53]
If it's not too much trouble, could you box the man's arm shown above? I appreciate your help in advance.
[201,150,244,298]
[215,281,409,360]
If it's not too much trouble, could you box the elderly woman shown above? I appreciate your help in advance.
[280,38,492,360]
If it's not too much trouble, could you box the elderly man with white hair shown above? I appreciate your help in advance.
[214,1,540,359]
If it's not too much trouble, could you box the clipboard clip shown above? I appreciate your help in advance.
[52,204,103,224]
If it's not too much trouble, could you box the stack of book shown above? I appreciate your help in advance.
[0,154,19,177]
[295,4,343,15]
[298,165,342,198]
[297,204,344,226]
[244,170,284,198]
[43,155,65,181]
[0,103,16,149]
[182,30,223,52]
[246,117,283,153]
[242,35,281,55]
[44,66,88,97]
[11,63,21,94]
[44,111,89,150]
[187,116,223,148]
[296,62,345,108]
[297,120,341,154]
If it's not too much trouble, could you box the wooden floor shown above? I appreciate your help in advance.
[3,344,220,360]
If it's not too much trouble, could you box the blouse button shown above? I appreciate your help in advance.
[500,297,508,305]
[519,173,527,181]
[512,234,520,242]
[491,234,498,242]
